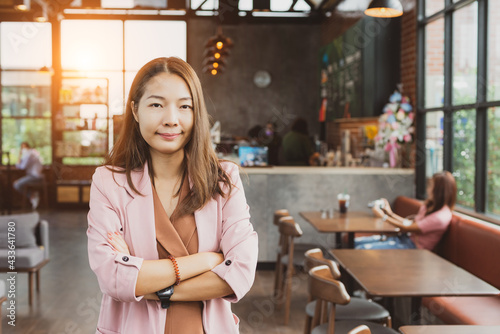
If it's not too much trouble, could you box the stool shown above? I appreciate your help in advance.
[22,176,49,210]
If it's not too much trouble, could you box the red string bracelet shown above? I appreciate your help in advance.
[167,254,181,285]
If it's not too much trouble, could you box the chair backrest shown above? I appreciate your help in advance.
[348,325,371,334]
[278,216,303,237]
[274,209,290,226]
[308,265,351,334]
[304,248,341,279]
[309,265,350,305]
[277,216,303,264]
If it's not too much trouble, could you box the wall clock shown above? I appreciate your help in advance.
[253,70,272,88]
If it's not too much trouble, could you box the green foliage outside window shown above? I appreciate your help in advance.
[452,109,476,209]
[487,108,500,215]
[2,118,52,165]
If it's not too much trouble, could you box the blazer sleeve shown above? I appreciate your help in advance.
[87,168,144,303]
[211,163,259,303]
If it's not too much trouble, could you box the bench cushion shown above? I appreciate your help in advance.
[422,296,500,325]
[0,212,39,249]
[0,247,45,268]
[392,196,422,218]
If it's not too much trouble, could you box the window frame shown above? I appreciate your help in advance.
[417,0,500,220]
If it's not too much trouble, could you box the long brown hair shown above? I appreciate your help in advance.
[425,171,457,216]
[105,57,232,217]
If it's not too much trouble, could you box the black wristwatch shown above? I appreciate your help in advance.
[156,285,174,309]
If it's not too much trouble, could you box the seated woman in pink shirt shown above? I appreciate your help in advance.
[356,171,456,250]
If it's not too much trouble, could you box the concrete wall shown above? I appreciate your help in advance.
[187,19,321,138]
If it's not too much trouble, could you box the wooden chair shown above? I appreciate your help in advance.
[273,209,325,299]
[273,209,290,298]
[308,265,398,334]
[304,249,392,334]
[276,215,304,325]
[348,325,371,334]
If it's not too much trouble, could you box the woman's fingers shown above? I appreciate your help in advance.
[107,231,131,255]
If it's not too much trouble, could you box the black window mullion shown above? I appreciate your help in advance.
[443,2,453,172]
[416,0,427,199]
[475,0,488,212]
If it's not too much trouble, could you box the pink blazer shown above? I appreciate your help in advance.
[87,161,258,334]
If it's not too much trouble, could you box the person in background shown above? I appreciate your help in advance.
[356,171,457,250]
[87,57,258,334]
[13,142,43,209]
[261,122,282,166]
[282,117,319,166]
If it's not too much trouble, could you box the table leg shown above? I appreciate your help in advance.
[335,232,342,249]
[347,233,355,249]
[410,297,422,325]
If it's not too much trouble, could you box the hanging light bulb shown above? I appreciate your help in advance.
[364,0,403,18]
[202,27,233,76]
[14,0,30,11]
[32,0,48,22]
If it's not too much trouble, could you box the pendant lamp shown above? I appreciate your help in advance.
[364,0,403,18]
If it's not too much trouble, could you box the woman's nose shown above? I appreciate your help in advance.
[162,106,179,126]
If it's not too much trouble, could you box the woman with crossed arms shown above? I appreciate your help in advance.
[87,57,258,334]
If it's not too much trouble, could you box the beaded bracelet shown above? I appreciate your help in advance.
[167,254,181,285]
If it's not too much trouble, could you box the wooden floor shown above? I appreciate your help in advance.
[0,209,309,334]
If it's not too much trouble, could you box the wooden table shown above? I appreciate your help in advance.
[399,325,500,333]
[299,211,399,248]
[330,249,500,324]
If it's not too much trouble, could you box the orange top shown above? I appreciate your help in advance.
[153,177,204,334]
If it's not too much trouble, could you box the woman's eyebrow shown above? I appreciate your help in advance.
[145,95,166,101]
[179,97,192,101]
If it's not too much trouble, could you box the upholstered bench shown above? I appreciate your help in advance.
[392,196,500,325]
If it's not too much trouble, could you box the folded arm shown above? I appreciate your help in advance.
[372,198,421,233]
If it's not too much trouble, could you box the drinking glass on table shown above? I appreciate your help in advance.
[337,193,350,214]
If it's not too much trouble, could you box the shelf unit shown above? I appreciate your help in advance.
[53,77,110,165]
[52,77,109,207]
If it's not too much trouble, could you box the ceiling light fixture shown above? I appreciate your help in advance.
[364,0,403,18]
[14,0,30,11]
[203,26,233,76]
[32,0,48,22]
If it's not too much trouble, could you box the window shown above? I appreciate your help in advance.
[487,107,500,215]
[418,0,500,217]
[57,19,187,166]
[0,22,52,165]
[452,109,476,208]
[425,111,444,178]
[452,2,477,105]
[425,18,444,108]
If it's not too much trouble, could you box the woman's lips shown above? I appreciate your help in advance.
[158,133,180,140]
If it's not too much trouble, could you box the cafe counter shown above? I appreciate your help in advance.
[240,166,415,262]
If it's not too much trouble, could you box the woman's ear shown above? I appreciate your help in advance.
[131,101,139,123]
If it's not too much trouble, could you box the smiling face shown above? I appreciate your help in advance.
[132,72,194,160]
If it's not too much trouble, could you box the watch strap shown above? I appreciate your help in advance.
[156,285,174,309]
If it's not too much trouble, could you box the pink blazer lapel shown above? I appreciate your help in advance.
[122,162,158,260]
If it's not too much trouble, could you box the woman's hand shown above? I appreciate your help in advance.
[381,198,393,215]
[108,231,131,255]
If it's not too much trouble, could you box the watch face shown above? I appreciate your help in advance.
[254,71,271,88]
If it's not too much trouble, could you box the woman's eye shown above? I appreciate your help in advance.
[150,103,162,108]
[180,105,193,110]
